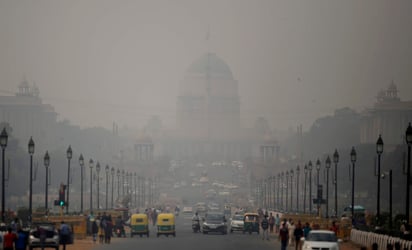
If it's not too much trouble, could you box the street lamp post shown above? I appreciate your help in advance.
[308,161,313,214]
[105,165,109,210]
[66,145,72,214]
[405,123,412,223]
[79,154,84,214]
[382,170,393,229]
[0,128,8,222]
[296,166,300,213]
[277,173,280,211]
[350,147,357,224]
[28,137,34,222]
[111,167,115,209]
[117,169,120,199]
[281,172,284,211]
[376,135,384,224]
[316,159,321,217]
[44,151,50,211]
[285,171,289,212]
[304,165,307,213]
[290,170,294,212]
[325,156,331,218]
[89,159,94,213]
[122,169,125,197]
[96,162,100,210]
[333,149,339,218]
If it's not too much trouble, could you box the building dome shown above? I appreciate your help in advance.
[186,53,233,80]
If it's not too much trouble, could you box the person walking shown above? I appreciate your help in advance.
[293,221,304,250]
[261,215,269,240]
[91,220,98,243]
[303,222,311,238]
[15,228,28,250]
[3,227,17,250]
[288,220,296,246]
[60,221,71,250]
[104,219,113,244]
[268,213,275,234]
[275,214,281,233]
[279,222,289,250]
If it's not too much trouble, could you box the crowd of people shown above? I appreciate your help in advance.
[257,211,339,250]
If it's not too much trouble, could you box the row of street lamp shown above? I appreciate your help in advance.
[0,128,157,222]
[255,122,412,224]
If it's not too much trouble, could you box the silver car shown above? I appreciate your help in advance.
[230,214,244,233]
[301,230,340,250]
[28,223,60,250]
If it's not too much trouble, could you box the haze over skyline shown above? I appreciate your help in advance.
[1,0,411,131]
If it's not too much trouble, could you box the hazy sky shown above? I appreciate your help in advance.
[1,0,411,131]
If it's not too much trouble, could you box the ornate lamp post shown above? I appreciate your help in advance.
[277,173,280,211]
[44,151,50,211]
[285,171,289,212]
[281,172,284,211]
[325,155,331,218]
[376,135,384,224]
[89,159,94,213]
[316,159,321,216]
[96,162,100,210]
[66,145,72,214]
[296,165,300,212]
[290,169,294,211]
[304,165,308,213]
[105,165,109,210]
[117,169,120,199]
[28,137,34,221]
[0,128,8,222]
[405,123,412,222]
[333,149,339,217]
[79,154,84,214]
[350,147,357,223]
[111,167,115,209]
[122,169,125,197]
[308,161,313,214]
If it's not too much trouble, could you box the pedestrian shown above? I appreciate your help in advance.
[288,220,295,246]
[60,221,71,250]
[303,222,311,238]
[275,214,280,233]
[37,226,47,250]
[91,220,98,243]
[261,215,269,241]
[279,222,289,250]
[330,221,339,235]
[15,228,28,250]
[3,227,17,250]
[293,221,304,250]
[104,219,113,244]
[268,213,275,233]
[98,223,105,243]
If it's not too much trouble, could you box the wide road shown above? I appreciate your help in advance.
[93,215,282,250]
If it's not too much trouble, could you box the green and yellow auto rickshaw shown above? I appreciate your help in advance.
[243,212,260,234]
[157,213,176,237]
[130,213,149,237]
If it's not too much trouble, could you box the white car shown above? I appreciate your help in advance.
[301,230,340,250]
[230,214,244,233]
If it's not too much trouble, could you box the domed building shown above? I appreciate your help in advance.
[154,53,262,162]
[177,53,240,138]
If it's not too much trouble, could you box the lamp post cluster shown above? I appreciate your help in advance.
[253,122,412,226]
[0,127,161,222]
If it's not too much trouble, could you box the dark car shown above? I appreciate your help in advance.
[28,222,60,250]
[202,212,227,234]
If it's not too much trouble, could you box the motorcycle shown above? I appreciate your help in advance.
[192,220,201,233]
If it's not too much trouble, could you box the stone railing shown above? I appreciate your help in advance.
[350,229,412,250]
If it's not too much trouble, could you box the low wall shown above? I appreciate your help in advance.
[350,229,412,250]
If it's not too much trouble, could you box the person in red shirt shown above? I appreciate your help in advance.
[3,227,18,250]
[330,221,339,235]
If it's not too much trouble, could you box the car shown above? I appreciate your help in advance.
[301,230,340,250]
[28,222,60,250]
[182,207,193,217]
[202,212,227,234]
[230,214,244,233]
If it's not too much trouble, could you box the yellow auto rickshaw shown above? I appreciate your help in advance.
[243,212,260,234]
[130,213,149,237]
[156,213,176,237]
